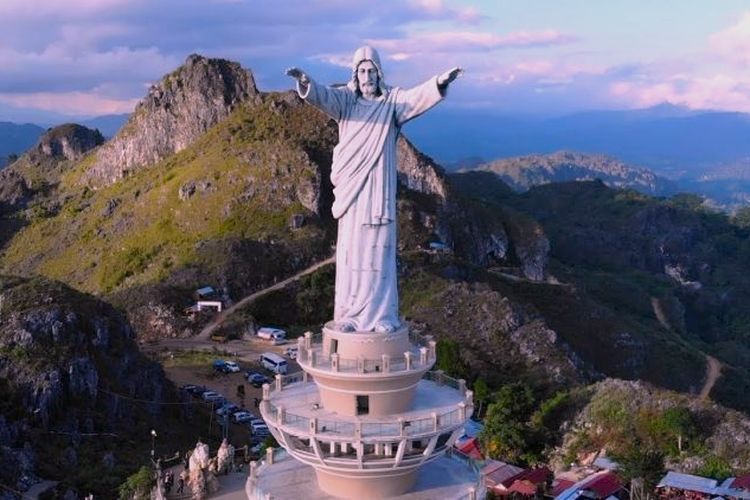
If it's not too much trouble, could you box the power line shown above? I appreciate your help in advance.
[97,387,216,407]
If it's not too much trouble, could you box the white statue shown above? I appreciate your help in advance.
[287,46,461,332]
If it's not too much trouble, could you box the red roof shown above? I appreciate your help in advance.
[551,479,575,497]
[581,471,622,498]
[732,473,750,490]
[456,437,484,460]
[508,480,538,496]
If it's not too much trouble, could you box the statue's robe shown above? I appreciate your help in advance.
[298,77,443,331]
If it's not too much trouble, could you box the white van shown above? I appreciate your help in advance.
[260,352,288,375]
[257,327,286,342]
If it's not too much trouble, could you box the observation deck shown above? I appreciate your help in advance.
[257,323,474,498]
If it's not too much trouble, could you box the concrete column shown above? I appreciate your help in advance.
[458,379,467,395]
[404,351,412,371]
[385,442,393,456]
[250,461,257,480]
[310,417,318,436]
[429,340,437,361]
[399,418,406,438]
[419,347,428,366]
[341,442,349,454]
[375,443,383,456]
[458,402,467,421]
[332,353,339,372]
[277,406,285,426]
[382,354,390,373]
[262,383,270,400]
[275,374,282,392]
[304,331,312,349]
[432,412,439,432]
[310,350,317,368]
[266,447,274,465]
[357,356,365,374]
[329,441,335,455]
[465,390,474,404]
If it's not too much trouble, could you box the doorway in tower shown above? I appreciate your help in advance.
[356,395,369,415]
[330,339,338,354]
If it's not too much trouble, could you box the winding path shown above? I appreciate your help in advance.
[699,354,722,400]
[197,256,335,340]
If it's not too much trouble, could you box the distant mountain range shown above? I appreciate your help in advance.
[0,121,44,167]
[468,151,676,196]
[405,103,750,180]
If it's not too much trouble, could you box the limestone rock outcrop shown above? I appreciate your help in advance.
[84,54,258,186]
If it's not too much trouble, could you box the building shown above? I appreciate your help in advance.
[247,325,478,499]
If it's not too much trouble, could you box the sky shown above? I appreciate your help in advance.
[1,0,750,123]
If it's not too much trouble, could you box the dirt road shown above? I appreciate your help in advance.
[699,355,722,400]
[197,256,334,340]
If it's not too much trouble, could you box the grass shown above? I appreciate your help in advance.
[0,96,336,295]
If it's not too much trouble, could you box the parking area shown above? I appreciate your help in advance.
[144,336,303,451]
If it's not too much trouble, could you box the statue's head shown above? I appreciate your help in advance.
[347,45,388,97]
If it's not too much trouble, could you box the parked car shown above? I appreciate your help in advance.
[250,421,270,436]
[223,361,240,373]
[232,411,255,424]
[246,372,270,388]
[201,390,223,402]
[213,360,228,373]
[284,346,298,360]
[257,327,286,342]
[216,403,240,416]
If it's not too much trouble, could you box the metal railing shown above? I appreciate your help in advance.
[263,371,473,440]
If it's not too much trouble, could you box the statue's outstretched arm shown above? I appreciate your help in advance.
[437,67,464,93]
[286,67,311,92]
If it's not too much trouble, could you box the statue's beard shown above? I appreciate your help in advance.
[360,82,377,97]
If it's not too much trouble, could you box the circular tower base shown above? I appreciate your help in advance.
[315,467,418,499]
[247,453,482,500]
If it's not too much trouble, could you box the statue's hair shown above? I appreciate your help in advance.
[346,46,389,97]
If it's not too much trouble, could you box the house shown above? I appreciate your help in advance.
[456,436,484,460]
[656,471,718,499]
[555,470,623,499]
[194,286,218,300]
[497,467,553,497]
[716,473,750,499]
[482,460,524,493]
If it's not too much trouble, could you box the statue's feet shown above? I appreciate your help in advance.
[337,320,356,332]
[374,320,398,333]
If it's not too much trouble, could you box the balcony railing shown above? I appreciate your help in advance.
[262,371,473,441]
[295,331,437,375]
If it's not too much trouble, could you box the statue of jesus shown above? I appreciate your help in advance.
[287,45,461,333]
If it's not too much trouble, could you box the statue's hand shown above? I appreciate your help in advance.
[437,67,463,87]
[285,67,309,84]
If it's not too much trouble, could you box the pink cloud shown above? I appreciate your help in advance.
[370,30,577,57]
[710,11,750,67]
[411,0,483,24]
[609,74,750,112]
[0,91,138,116]
[0,0,135,18]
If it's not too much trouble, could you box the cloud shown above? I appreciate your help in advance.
[609,73,750,112]
[710,11,750,67]
[0,91,139,117]
[368,30,577,59]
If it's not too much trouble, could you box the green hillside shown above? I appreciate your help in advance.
[1,94,337,296]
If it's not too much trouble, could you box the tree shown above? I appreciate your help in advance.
[479,382,536,463]
[616,445,665,494]
[658,407,695,454]
[118,466,155,500]
[435,339,466,378]
[473,377,489,418]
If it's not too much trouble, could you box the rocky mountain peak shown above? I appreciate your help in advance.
[34,123,104,161]
[83,54,259,186]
